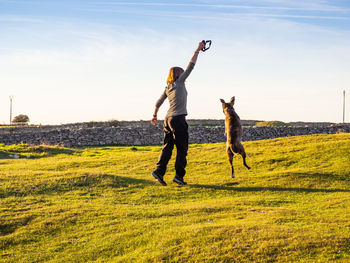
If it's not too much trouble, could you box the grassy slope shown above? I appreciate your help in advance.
[0,134,349,262]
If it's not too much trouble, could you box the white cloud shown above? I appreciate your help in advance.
[0,15,43,23]
[99,1,349,12]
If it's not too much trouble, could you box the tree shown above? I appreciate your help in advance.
[12,114,30,124]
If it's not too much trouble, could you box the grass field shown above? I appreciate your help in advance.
[0,134,349,262]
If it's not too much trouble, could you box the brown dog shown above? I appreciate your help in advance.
[220,97,251,178]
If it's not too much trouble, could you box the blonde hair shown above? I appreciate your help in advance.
[166,67,184,85]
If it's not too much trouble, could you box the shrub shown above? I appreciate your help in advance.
[12,114,30,124]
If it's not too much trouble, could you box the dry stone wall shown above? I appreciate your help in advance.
[0,121,349,147]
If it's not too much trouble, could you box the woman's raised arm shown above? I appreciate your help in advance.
[190,41,205,64]
[178,41,206,83]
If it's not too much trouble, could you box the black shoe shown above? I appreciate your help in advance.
[173,176,187,185]
[152,171,167,186]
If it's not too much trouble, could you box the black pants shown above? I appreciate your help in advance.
[154,115,189,178]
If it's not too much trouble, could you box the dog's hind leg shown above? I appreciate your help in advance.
[234,143,251,170]
[226,145,235,178]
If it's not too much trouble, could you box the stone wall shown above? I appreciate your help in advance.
[0,121,349,147]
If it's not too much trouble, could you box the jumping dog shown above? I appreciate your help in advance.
[220,97,251,178]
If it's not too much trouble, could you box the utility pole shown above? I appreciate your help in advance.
[9,96,13,124]
[343,90,346,123]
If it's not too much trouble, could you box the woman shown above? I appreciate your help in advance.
[151,41,205,186]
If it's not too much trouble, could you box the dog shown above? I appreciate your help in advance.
[220,97,251,178]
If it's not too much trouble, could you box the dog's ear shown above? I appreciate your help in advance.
[230,97,235,106]
[220,99,226,111]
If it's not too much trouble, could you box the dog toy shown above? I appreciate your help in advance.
[201,40,212,51]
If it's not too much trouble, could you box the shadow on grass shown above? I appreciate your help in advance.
[0,216,33,236]
[190,184,350,193]
[190,171,350,193]
[0,174,154,198]
[0,146,79,159]
[290,172,350,182]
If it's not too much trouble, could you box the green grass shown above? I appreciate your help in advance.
[255,121,291,127]
[0,134,350,262]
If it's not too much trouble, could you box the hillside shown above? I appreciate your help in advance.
[0,134,349,262]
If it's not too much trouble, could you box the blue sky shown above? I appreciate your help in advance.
[0,0,349,124]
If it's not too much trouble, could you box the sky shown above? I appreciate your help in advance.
[0,0,349,124]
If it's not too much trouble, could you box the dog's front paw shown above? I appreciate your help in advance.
[231,173,235,178]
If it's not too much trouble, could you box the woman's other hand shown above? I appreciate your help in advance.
[151,116,158,125]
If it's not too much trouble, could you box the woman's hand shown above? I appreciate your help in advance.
[151,107,159,125]
[197,41,205,52]
[151,116,158,125]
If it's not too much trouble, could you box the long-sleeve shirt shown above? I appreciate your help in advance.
[155,62,195,117]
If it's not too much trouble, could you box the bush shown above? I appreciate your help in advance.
[12,114,30,124]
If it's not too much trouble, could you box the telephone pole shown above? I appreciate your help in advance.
[343,90,346,123]
[9,96,13,124]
